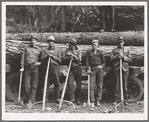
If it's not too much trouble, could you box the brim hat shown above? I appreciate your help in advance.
[68,38,77,45]
[30,36,38,41]
[92,39,99,44]
[47,36,55,42]
[116,36,124,43]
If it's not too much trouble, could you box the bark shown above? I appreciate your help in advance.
[6,31,144,46]
[61,6,66,32]
[50,6,54,20]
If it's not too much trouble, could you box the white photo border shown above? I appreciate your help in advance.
[2,1,148,120]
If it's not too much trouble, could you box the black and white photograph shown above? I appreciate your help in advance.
[2,1,148,120]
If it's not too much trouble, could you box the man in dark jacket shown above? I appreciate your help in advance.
[42,36,62,104]
[63,38,82,105]
[86,39,106,107]
[20,36,42,105]
[110,37,132,105]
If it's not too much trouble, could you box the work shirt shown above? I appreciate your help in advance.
[43,47,61,65]
[86,49,106,70]
[20,45,42,67]
[110,47,132,71]
[64,47,82,67]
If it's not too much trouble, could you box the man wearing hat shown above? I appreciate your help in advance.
[110,37,132,105]
[20,36,42,105]
[63,38,82,105]
[86,39,106,107]
[42,36,62,104]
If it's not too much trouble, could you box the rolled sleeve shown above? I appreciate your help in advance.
[20,48,26,67]
[124,48,132,62]
[86,50,90,70]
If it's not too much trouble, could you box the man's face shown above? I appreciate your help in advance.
[31,39,37,47]
[49,41,55,48]
[118,41,124,48]
[69,42,75,49]
[92,43,99,50]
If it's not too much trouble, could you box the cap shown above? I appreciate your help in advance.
[116,36,124,43]
[92,39,99,44]
[47,36,55,42]
[68,38,77,45]
[30,36,38,41]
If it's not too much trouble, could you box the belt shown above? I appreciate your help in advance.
[91,64,103,69]
[71,65,81,69]
[25,63,36,67]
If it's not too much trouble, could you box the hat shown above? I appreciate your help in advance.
[116,36,124,43]
[30,36,38,41]
[92,39,99,44]
[47,36,55,42]
[68,38,77,45]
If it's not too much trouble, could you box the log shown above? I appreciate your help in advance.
[6,31,144,46]
[6,40,144,67]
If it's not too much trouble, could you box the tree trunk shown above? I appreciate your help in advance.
[6,31,144,46]
[50,6,54,19]
[61,6,66,32]
[19,10,23,25]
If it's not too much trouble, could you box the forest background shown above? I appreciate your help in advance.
[6,6,144,33]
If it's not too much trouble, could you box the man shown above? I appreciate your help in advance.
[100,6,115,32]
[63,38,82,105]
[86,40,106,107]
[42,36,61,104]
[110,37,132,105]
[20,36,42,105]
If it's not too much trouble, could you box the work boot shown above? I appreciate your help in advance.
[111,29,116,32]
[96,101,101,107]
[67,99,75,106]
[76,99,81,105]
[27,100,33,106]
[56,99,60,104]
[112,101,117,106]
[46,99,49,103]
[99,29,105,32]
[124,101,129,105]
[91,102,95,108]
[112,100,120,106]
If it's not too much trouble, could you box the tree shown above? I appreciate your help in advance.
[6,5,144,33]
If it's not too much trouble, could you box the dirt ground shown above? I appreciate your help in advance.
[5,88,144,113]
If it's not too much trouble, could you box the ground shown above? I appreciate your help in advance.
[5,87,144,113]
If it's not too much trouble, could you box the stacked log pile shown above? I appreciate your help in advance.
[5,31,144,76]
[6,31,144,46]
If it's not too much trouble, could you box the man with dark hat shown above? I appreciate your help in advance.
[42,36,62,104]
[86,39,106,107]
[110,37,132,105]
[63,38,82,105]
[20,36,42,105]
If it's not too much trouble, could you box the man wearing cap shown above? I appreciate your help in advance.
[42,36,62,104]
[20,36,42,105]
[110,37,132,105]
[63,38,82,105]
[86,39,106,107]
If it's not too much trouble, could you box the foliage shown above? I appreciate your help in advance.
[6,5,144,33]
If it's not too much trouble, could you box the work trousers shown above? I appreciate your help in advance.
[24,65,38,102]
[100,6,115,30]
[90,67,104,102]
[68,66,82,101]
[46,64,60,101]
[114,69,129,102]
